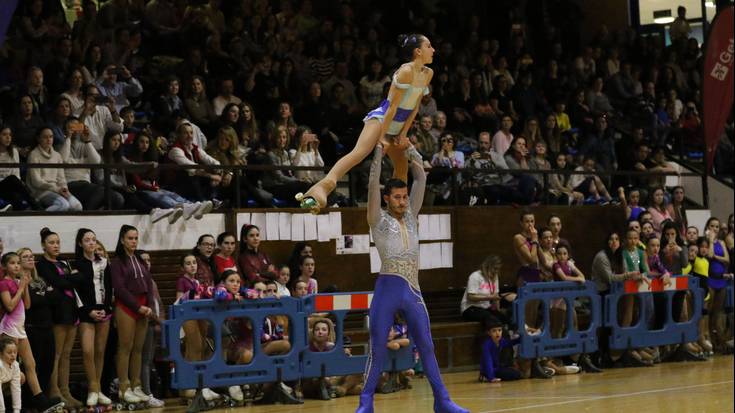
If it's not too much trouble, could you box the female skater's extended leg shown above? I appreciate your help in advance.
[299,121,382,211]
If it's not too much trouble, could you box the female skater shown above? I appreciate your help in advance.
[297,34,434,213]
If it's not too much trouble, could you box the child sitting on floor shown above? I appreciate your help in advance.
[480,322,521,382]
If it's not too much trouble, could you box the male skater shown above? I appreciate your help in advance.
[357,144,468,413]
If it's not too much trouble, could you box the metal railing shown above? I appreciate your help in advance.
[0,162,710,210]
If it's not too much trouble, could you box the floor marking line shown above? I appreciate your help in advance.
[478,380,734,413]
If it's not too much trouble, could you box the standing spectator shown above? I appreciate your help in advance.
[72,229,113,407]
[18,247,63,410]
[111,225,155,404]
[26,127,83,211]
[666,186,688,236]
[213,232,238,278]
[96,65,143,114]
[647,187,673,234]
[669,6,691,47]
[212,78,242,116]
[238,224,275,284]
[35,228,82,408]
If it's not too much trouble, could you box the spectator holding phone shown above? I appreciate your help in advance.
[96,65,143,114]
[292,126,324,184]
[80,85,124,151]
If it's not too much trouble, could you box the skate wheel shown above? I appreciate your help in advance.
[295,192,304,201]
[114,404,123,411]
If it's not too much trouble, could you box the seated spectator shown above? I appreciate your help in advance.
[552,101,571,132]
[80,84,124,151]
[491,116,514,155]
[96,65,143,113]
[646,147,676,190]
[568,156,611,204]
[25,127,83,211]
[238,102,260,156]
[428,132,465,204]
[9,95,45,157]
[581,115,617,173]
[213,232,238,278]
[429,111,447,141]
[359,58,390,109]
[126,132,205,222]
[464,131,513,205]
[521,117,541,149]
[303,319,336,399]
[207,126,273,207]
[647,187,673,235]
[212,77,242,116]
[154,76,186,132]
[184,76,217,133]
[262,126,310,205]
[529,141,551,190]
[414,115,437,161]
[266,102,298,142]
[48,96,72,149]
[167,122,222,203]
[21,66,50,115]
[0,126,39,210]
[387,313,410,351]
[215,103,242,133]
[460,255,511,329]
[60,68,86,117]
[548,153,583,205]
[489,74,517,120]
[99,130,169,215]
[479,322,521,383]
[291,126,325,184]
[504,136,540,201]
[568,89,594,131]
[60,117,122,210]
[296,256,318,295]
[275,265,291,297]
[586,77,615,118]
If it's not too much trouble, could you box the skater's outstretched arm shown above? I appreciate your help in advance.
[409,158,426,217]
[367,144,384,227]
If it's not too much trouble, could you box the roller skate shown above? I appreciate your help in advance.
[296,178,335,214]
[85,392,113,413]
[201,388,231,409]
[260,381,302,405]
[378,372,401,394]
[61,390,83,413]
[227,386,245,407]
[30,392,65,413]
[114,389,146,411]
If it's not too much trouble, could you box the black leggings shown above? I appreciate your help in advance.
[0,175,38,210]
[24,326,55,400]
[462,306,510,330]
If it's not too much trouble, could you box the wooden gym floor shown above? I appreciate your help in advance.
[156,355,734,412]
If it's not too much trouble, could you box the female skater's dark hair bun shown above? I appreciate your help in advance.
[397,33,425,60]
[40,227,57,243]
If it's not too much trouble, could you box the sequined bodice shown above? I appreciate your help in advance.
[372,207,420,290]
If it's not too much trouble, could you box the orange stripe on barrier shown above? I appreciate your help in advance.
[624,280,640,294]
[676,276,688,290]
[650,278,664,292]
[315,295,333,311]
[352,294,369,310]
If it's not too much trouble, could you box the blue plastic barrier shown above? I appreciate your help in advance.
[603,275,703,350]
[162,293,414,390]
[513,281,601,359]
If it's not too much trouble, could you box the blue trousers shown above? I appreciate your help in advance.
[360,274,449,404]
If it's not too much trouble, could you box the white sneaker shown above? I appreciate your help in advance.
[168,207,184,223]
[150,208,174,223]
[194,201,213,219]
[564,365,581,374]
[86,392,98,407]
[121,389,141,404]
[469,195,478,206]
[97,392,112,405]
[132,387,150,402]
[147,396,165,408]
[0,204,12,212]
[183,203,200,220]
[201,388,220,401]
[228,385,244,402]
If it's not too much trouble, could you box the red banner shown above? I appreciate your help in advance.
[703,6,734,173]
